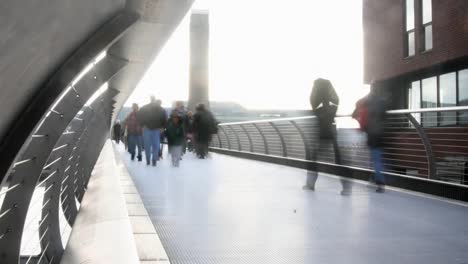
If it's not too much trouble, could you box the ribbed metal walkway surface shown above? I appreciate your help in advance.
[117,145,468,264]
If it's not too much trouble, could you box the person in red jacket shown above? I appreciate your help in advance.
[124,103,143,161]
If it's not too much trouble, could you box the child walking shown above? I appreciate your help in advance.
[166,112,185,167]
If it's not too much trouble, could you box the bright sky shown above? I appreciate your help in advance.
[125,0,369,113]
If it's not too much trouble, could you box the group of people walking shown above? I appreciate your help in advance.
[114,78,387,193]
[306,78,387,194]
[113,96,218,167]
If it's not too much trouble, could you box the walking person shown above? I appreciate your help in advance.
[124,103,143,162]
[305,78,351,195]
[166,111,185,167]
[173,101,188,155]
[185,111,194,152]
[352,88,387,192]
[112,120,122,144]
[137,96,167,166]
[193,104,217,159]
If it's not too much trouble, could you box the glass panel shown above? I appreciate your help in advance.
[424,24,433,50]
[459,69,468,125]
[439,72,456,126]
[407,31,415,57]
[409,81,421,124]
[422,76,437,126]
[406,0,415,30]
[422,0,432,24]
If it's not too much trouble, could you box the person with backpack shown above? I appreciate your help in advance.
[166,111,185,167]
[352,88,387,193]
[193,103,218,159]
[305,78,351,195]
[137,96,167,166]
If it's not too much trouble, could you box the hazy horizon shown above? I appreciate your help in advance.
[125,0,369,114]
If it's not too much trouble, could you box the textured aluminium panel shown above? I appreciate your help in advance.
[122,147,468,264]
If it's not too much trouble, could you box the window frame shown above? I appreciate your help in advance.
[406,68,468,127]
[404,0,416,58]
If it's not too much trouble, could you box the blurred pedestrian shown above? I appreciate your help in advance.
[305,78,351,195]
[124,103,143,162]
[166,111,185,167]
[193,104,218,159]
[185,111,194,152]
[112,120,122,144]
[353,88,387,193]
[173,101,188,155]
[137,96,167,166]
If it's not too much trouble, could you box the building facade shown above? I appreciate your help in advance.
[363,0,468,122]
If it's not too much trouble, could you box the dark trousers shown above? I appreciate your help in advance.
[128,135,143,159]
[306,129,350,190]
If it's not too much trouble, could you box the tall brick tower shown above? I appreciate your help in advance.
[188,10,210,111]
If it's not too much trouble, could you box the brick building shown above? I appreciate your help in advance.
[363,0,468,121]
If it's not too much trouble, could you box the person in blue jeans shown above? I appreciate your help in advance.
[353,88,387,192]
[137,96,167,166]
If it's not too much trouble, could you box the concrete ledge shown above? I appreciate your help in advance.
[114,144,170,264]
[61,141,140,264]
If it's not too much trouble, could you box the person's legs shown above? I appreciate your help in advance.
[169,146,175,166]
[151,130,161,166]
[143,129,152,165]
[136,135,143,161]
[173,146,182,166]
[371,147,385,192]
[331,131,351,194]
[305,140,321,190]
[128,135,137,160]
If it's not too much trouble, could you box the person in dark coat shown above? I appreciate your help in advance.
[112,120,122,144]
[185,111,194,152]
[192,104,217,159]
[137,96,167,166]
[353,89,387,192]
[124,103,143,162]
[305,78,351,195]
[165,111,185,167]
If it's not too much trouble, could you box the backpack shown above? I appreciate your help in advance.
[353,99,368,131]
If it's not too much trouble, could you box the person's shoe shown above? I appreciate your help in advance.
[152,160,157,166]
[137,156,142,162]
[146,160,150,166]
[376,185,385,193]
[302,185,315,191]
[131,154,135,161]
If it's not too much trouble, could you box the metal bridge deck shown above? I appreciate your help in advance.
[117,145,468,264]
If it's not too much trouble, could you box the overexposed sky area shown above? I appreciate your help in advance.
[125,0,369,113]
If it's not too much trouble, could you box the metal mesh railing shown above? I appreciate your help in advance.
[0,32,128,263]
[211,106,468,186]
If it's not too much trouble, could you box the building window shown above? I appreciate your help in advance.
[421,76,437,126]
[459,69,468,125]
[405,0,416,57]
[439,72,456,126]
[407,68,468,126]
[408,81,421,123]
[421,0,433,51]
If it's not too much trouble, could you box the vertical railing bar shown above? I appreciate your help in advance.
[291,120,311,160]
[218,126,231,150]
[240,124,254,152]
[269,122,288,157]
[252,123,269,155]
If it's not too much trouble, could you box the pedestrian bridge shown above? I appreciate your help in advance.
[112,141,468,264]
[1,0,468,263]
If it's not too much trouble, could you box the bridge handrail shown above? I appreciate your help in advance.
[212,106,468,194]
[218,106,468,126]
